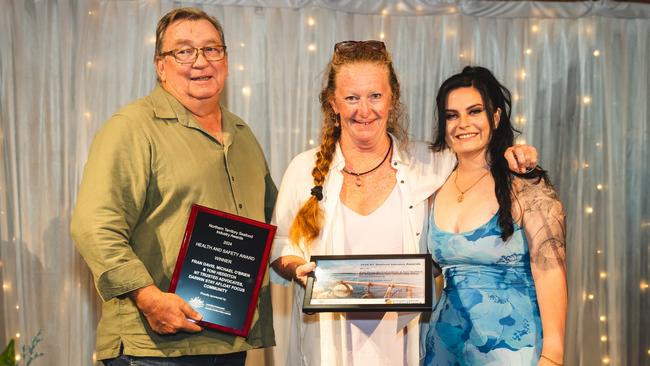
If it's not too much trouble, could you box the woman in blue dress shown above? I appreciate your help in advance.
[424,66,567,366]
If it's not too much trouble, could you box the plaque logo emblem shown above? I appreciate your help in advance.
[188,296,205,309]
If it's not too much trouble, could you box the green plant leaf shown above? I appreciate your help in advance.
[0,339,16,366]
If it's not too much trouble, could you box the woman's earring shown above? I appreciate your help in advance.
[334,114,341,128]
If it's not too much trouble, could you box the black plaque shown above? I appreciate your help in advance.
[169,204,276,337]
[303,254,432,313]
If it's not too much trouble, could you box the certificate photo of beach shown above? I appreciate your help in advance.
[309,255,427,305]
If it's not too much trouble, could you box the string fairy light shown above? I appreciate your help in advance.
[307,44,316,52]
[588,293,595,300]
[381,8,389,16]
[379,32,386,40]
[307,17,315,26]
[593,49,601,57]
[602,356,610,364]
[585,206,594,214]
[599,315,606,322]
[240,42,245,48]
[525,48,532,55]
[596,184,603,190]
[15,333,20,339]
[583,96,592,104]
[241,87,251,96]
[237,65,244,71]
[600,335,608,342]
[599,272,607,279]
[531,25,539,33]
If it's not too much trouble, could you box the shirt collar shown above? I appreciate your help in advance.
[150,84,245,144]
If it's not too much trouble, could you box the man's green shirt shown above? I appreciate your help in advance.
[71,85,277,360]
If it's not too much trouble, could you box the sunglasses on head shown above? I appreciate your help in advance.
[334,40,386,53]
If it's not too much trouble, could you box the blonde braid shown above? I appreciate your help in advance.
[289,121,340,246]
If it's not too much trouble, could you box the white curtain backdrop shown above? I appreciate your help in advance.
[1,1,648,365]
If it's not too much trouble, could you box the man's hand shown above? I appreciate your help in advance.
[504,144,538,173]
[130,285,203,335]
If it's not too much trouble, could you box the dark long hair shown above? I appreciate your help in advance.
[432,66,549,240]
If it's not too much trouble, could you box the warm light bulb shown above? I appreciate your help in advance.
[308,139,315,146]
[525,48,532,55]
[602,357,610,364]
[600,335,608,342]
[381,8,389,16]
[15,333,20,339]
[641,281,649,290]
[588,294,595,300]
[600,272,607,279]
[597,250,602,254]
[15,305,20,310]
[84,111,92,120]
[379,32,386,40]
[148,36,156,44]
[237,65,244,71]
[599,315,606,322]
[307,44,316,52]
[241,87,251,96]
[596,142,602,147]
[448,6,457,14]
[596,184,603,190]
[86,61,93,68]
[513,93,520,101]
[593,49,601,57]
[531,25,539,33]
[583,162,590,168]
[459,53,465,59]
[307,17,315,26]
[585,207,594,214]
[240,42,246,48]
[520,70,527,80]
[583,96,592,104]
[15,355,21,362]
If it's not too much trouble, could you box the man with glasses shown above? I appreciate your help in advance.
[71,8,276,366]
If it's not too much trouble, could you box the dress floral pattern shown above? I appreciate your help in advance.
[424,213,542,366]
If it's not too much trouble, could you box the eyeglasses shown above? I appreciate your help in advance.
[159,45,227,64]
[334,40,386,53]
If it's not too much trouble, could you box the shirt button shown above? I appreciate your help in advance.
[400,180,405,184]
[409,205,413,209]
[416,233,420,236]
[393,162,398,166]
[238,203,243,209]
[231,176,235,181]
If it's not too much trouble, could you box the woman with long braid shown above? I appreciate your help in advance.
[270,42,538,365]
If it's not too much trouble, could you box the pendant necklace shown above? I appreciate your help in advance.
[453,169,490,202]
[342,137,393,187]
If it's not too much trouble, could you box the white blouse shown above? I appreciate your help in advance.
[271,139,455,365]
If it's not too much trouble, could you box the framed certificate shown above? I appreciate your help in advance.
[169,204,276,337]
[302,254,432,313]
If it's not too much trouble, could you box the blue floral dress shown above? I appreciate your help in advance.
[424,212,542,366]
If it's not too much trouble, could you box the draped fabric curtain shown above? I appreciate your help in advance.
[1,1,648,365]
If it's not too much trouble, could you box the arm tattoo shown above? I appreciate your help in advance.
[516,180,567,271]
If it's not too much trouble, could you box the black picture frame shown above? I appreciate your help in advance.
[302,254,432,313]
[169,204,276,337]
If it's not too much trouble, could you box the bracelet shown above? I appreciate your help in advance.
[523,165,538,174]
[540,354,563,366]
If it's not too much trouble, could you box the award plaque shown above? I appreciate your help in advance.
[303,254,432,313]
[169,204,276,337]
